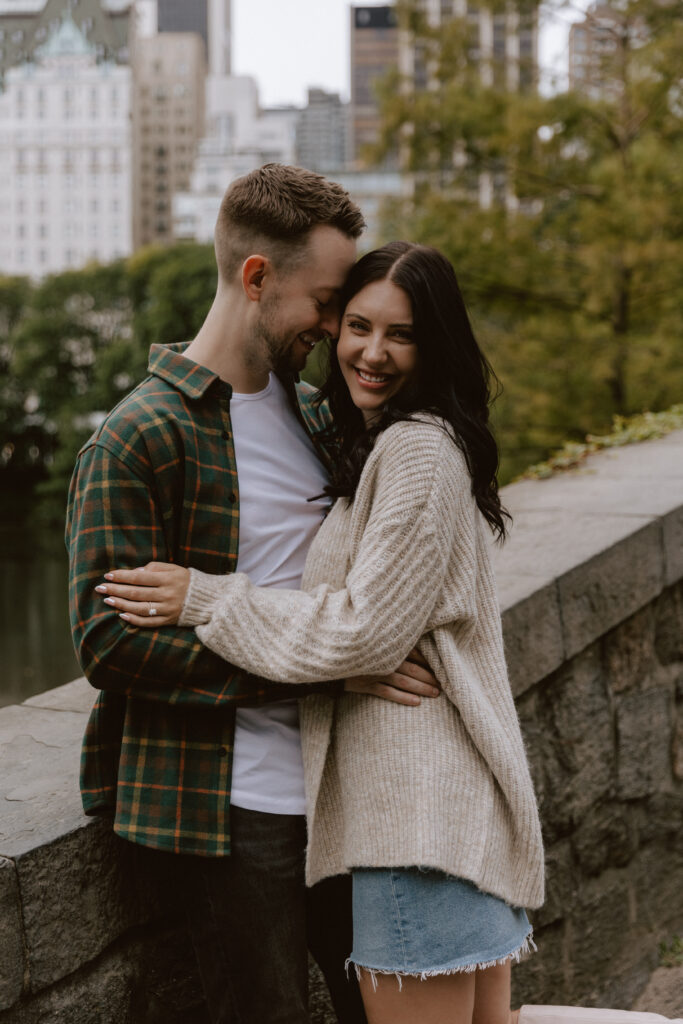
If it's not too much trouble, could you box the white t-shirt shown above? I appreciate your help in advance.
[228,374,330,815]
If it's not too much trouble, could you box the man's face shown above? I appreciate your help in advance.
[255,225,357,375]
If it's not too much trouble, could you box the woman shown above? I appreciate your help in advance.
[98,242,545,1024]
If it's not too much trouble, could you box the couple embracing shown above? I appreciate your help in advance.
[67,164,544,1024]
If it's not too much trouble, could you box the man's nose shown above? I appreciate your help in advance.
[319,308,341,338]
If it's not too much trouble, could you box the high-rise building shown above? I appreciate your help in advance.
[173,82,299,244]
[0,0,131,87]
[132,32,206,248]
[568,3,641,100]
[0,10,133,276]
[403,1,538,93]
[156,0,230,75]
[296,88,349,173]
[349,5,399,167]
[398,1,539,208]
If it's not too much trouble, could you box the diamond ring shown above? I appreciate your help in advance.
[149,604,157,617]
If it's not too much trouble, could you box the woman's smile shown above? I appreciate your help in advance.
[337,278,418,424]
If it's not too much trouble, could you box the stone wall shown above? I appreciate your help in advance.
[1,430,682,1023]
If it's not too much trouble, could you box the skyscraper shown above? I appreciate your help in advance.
[296,89,349,173]
[157,0,230,75]
[132,31,206,248]
[349,5,399,168]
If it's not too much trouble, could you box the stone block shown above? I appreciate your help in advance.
[0,703,89,860]
[534,647,615,842]
[674,715,683,781]
[500,579,565,697]
[0,949,135,1024]
[616,688,672,800]
[511,920,569,1007]
[571,803,637,877]
[559,519,664,661]
[569,874,634,1001]
[16,820,157,992]
[0,858,24,1013]
[635,792,683,847]
[603,605,657,694]
[633,846,683,937]
[654,584,683,666]
[22,678,92,714]
[533,840,576,929]
[0,930,206,1024]
[663,505,683,587]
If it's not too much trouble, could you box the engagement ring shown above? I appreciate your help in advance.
[149,604,157,617]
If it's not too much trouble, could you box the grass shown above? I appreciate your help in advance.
[659,936,683,968]
[518,404,683,480]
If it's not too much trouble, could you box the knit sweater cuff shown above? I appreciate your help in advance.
[178,568,231,627]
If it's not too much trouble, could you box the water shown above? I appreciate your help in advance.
[0,523,81,709]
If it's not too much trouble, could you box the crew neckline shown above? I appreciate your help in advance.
[231,373,276,402]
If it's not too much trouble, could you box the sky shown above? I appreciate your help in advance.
[232,0,591,108]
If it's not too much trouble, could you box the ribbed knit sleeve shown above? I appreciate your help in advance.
[193,422,476,684]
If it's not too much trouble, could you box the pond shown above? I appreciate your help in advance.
[0,520,81,709]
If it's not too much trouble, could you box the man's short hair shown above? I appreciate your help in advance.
[214,164,365,283]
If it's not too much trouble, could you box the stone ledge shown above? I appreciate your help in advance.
[495,428,683,695]
[0,430,682,1017]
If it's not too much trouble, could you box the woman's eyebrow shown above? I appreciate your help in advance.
[344,311,413,329]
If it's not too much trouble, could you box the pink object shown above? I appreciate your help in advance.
[520,1008,683,1024]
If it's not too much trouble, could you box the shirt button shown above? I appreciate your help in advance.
[228,492,237,503]
[221,430,230,440]
[218,746,228,757]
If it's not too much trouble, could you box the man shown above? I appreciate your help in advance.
[66,165,439,1024]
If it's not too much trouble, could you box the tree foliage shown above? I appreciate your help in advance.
[374,0,683,478]
[0,243,216,528]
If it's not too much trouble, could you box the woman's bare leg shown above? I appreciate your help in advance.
[358,960,518,1024]
[359,968,476,1024]
[472,961,513,1024]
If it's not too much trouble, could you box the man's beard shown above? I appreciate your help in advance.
[245,291,300,377]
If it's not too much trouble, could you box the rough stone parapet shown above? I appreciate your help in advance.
[1,430,682,1022]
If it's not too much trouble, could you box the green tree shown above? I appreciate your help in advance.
[374,0,683,479]
[0,243,218,529]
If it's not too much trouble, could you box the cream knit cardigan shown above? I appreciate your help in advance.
[180,418,545,909]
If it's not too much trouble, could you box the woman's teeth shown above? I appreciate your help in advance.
[357,369,389,383]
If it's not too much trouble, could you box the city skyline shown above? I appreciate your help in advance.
[232,0,589,105]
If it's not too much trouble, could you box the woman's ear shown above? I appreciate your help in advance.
[241,255,270,301]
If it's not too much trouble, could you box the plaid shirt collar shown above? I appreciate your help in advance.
[148,342,229,400]
[148,342,306,410]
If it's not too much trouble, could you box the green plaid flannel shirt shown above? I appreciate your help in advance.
[66,342,337,856]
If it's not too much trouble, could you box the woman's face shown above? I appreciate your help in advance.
[337,278,419,426]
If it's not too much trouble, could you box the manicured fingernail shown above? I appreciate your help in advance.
[119,613,130,620]
[104,573,114,580]
[429,687,440,697]
[95,585,107,593]
[104,597,116,605]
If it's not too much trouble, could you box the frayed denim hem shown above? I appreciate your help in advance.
[346,931,537,991]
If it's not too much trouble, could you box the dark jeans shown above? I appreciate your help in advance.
[159,806,366,1024]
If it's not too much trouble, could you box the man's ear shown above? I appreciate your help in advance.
[242,255,271,301]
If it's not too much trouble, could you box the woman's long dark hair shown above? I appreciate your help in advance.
[318,241,510,541]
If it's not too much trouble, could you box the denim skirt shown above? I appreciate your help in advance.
[349,867,534,979]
